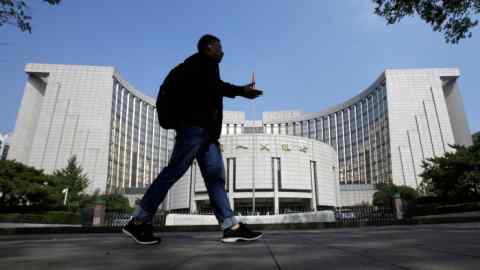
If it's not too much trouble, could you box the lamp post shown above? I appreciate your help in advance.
[62,188,69,206]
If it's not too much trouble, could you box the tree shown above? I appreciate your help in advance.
[77,188,101,209]
[473,131,480,144]
[0,159,60,211]
[100,193,132,212]
[372,183,419,207]
[420,141,480,201]
[52,156,89,208]
[373,0,480,43]
[373,188,392,206]
[0,0,61,33]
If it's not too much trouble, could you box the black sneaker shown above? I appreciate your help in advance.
[122,218,161,245]
[222,223,263,243]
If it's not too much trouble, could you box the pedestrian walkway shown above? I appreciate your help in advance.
[1,223,479,269]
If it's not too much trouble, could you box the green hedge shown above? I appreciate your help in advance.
[0,211,81,224]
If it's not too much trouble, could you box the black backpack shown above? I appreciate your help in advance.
[156,63,185,129]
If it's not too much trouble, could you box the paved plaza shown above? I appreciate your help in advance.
[1,223,480,270]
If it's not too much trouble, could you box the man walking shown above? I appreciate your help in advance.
[123,34,264,245]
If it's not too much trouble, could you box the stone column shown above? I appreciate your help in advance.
[92,203,105,226]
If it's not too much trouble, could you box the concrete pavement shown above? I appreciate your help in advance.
[1,223,480,270]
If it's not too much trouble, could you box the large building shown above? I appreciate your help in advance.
[8,64,472,211]
[241,68,473,205]
[8,64,175,194]
[167,121,339,215]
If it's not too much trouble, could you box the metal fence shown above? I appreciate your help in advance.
[102,212,166,227]
[334,206,398,226]
[169,209,314,216]
[92,206,398,228]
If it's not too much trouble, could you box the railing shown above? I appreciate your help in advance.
[334,206,397,226]
[94,206,398,228]
[90,211,166,228]
[175,208,312,216]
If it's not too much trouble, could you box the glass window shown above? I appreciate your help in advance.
[315,118,321,140]
[302,121,309,137]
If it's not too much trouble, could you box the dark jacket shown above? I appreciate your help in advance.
[177,52,244,140]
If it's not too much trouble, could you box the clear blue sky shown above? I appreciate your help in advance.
[1,1,479,135]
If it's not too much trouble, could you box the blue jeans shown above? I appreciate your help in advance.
[136,127,238,230]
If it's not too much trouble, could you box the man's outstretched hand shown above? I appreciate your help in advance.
[242,83,263,99]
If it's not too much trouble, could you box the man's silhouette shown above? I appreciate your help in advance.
[123,34,263,244]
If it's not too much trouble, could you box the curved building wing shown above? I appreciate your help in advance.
[220,69,472,205]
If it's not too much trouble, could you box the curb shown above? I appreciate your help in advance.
[0,221,383,235]
[1,216,480,235]
[412,215,480,224]
[0,223,335,235]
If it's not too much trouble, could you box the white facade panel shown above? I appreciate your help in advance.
[443,80,472,146]
[10,64,114,193]
[9,64,175,195]
[385,68,468,188]
[8,75,46,163]
[168,171,191,210]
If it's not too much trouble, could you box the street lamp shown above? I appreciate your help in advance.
[62,188,69,205]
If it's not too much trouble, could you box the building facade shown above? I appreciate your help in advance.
[163,123,339,215]
[8,64,175,194]
[249,68,471,205]
[8,64,472,209]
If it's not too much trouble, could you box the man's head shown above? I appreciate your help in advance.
[197,34,223,63]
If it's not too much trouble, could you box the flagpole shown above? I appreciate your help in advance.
[251,72,256,215]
